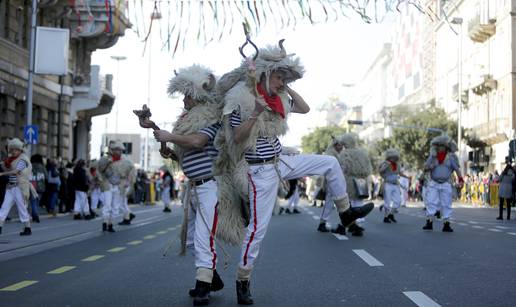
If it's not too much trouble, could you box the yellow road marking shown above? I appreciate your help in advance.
[47,266,76,274]
[0,280,38,291]
[128,240,143,245]
[144,235,156,240]
[82,255,105,262]
[108,247,126,253]
[156,231,167,235]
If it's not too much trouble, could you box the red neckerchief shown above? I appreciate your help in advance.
[389,161,397,171]
[90,168,97,177]
[112,155,121,162]
[256,83,285,118]
[437,152,447,164]
[4,153,20,169]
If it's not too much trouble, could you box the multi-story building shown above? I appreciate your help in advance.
[101,133,141,166]
[435,0,512,171]
[0,0,130,161]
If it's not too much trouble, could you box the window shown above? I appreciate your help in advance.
[0,0,8,38]
[123,142,133,154]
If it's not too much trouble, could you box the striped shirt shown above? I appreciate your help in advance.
[230,110,282,161]
[181,123,221,180]
[9,160,27,184]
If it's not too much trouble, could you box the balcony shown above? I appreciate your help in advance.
[472,74,497,96]
[468,15,496,43]
[471,118,509,145]
[45,0,131,50]
[72,65,114,120]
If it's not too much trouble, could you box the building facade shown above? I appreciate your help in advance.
[0,0,129,161]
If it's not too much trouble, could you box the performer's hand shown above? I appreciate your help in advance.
[153,130,172,143]
[253,96,266,115]
[457,176,464,189]
[159,147,175,159]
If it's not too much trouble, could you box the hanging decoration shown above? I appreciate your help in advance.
[124,0,434,56]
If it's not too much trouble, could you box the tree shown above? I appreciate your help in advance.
[301,126,347,154]
[374,106,461,170]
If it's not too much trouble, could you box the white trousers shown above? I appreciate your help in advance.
[162,187,171,208]
[185,180,219,270]
[0,187,30,224]
[119,187,131,219]
[73,191,90,215]
[287,186,299,210]
[90,188,102,210]
[102,186,122,223]
[240,154,347,270]
[383,183,401,215]
[426,180,452,219]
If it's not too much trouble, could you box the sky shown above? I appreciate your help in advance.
[90,12,394,159]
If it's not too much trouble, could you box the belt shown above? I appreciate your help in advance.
[193,177,214,186]
[6,183,18,189]
[247,157,276,165]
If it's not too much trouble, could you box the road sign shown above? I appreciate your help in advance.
[24,125,39,144]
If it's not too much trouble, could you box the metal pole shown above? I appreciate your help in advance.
[110,56,126,135]
[458,21,463,174]
[144,34,152,171]
[25,0,38,156]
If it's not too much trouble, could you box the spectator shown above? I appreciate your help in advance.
[29,154,47,223]
[46,159,61,216]
[72,160,92,220]
[497,157,514,220]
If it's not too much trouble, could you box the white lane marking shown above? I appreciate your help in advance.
[508,232,516,236]
[332,233,348,240]
[403,291,441,307]
[468,221,478,224]
[472,225,484,229]
[495,226,509,230]
[488,228,502,232]
[312,216,319,220]
[352,249,383,267]
[458,223,468,226]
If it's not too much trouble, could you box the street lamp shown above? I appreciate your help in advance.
[110,55,127,135]
[451,17,463,173]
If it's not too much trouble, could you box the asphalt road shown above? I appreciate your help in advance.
[0,200,515,307]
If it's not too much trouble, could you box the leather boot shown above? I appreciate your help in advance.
[129,213,136,221]
[192,280,211,306]
[330,224,347,235]
[19,227,32,236]
[422,219,433,230]
[107,224,115,233]
[189,270,224,296]
[442,221,453,232]
[338,202,374,227]
[118,219,131,225]
[317,222,329,233]
[102,223,107,232]
[388,214,397,223]
[348,223,364,236]
[236,280,253,305]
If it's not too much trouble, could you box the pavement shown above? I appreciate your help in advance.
[0,199,515,306]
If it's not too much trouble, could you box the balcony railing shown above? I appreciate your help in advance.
[468,14,496,43]
[472,118,509,145]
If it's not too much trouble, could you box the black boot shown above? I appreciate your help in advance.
[129,213,136,221]
[102,223,107,232]
[388,214,397,223]
[19,227,32,236]
[33,216,40,223]
[163,207,172,213]
[434,211,441,219]
[331,224,347,235]
[383,216,391,223]
[236,280,253,305]
[278,207,284,215]
[73,214,83,220]
[348,223,364,237]
[285,208,291,214]
[442,221,453,232]
[118,219,131,225]
[292,208,301,214]
[107,224,115,233]
[0,226,2,234]
[317,222,329,233]
[338,202,374,227]
[192,280,211,306]
[189,270,224,297]
[422,219,433,230]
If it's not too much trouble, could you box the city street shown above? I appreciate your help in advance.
[0,200,515,307]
